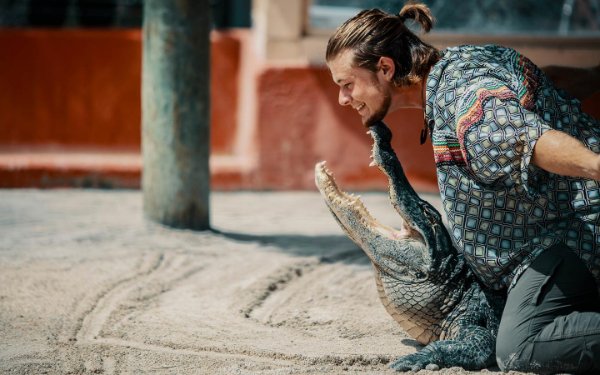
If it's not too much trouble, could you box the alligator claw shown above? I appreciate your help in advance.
[390,352,440,372]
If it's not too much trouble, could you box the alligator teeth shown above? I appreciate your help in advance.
[316,160,379,228]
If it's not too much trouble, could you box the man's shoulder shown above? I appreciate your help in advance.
[444,44,516,58]
[439,44,524,76]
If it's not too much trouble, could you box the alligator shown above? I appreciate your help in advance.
[314,121,505,371]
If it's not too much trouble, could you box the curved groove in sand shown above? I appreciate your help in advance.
[239,260,318,320]
[90,337,391,368]
[76,252,204,343]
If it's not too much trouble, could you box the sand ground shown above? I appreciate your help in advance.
[0,190,530,374]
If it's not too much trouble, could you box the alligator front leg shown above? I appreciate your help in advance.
[390,326,496,371]
[390,284,502,372]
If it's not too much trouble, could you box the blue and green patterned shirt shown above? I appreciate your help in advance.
[425,44,600,291]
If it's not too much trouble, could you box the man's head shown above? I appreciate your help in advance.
[325,3,439,126]
[327,49,394,127]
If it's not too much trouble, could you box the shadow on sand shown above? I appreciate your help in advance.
[211,228,372,266]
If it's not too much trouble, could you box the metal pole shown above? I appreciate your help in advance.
[142,0,210,230]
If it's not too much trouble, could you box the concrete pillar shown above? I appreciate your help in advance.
[142,1,210,230]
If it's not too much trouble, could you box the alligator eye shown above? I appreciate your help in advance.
[415,271,425,279]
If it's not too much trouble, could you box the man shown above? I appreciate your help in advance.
[326,3,600,373]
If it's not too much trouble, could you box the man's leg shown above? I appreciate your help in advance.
[496,243,600,374]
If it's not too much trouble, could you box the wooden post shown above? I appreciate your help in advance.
[142,1,210,230]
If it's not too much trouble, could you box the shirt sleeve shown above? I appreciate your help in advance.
[455,78,553,196]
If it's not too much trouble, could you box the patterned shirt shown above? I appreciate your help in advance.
[425,44,600,291]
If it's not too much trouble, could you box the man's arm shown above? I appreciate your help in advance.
[531,129,600,181]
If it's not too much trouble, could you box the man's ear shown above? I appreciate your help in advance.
[378,56,395,82]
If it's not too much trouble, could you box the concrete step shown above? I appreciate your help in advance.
[0,147,248,189]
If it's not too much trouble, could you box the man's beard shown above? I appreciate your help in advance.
[363,89,391,128]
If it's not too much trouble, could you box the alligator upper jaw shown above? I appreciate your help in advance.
[315,161,422,246]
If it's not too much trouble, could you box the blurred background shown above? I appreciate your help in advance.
[0,0,599,191]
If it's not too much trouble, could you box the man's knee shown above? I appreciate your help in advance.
[497,312,600,373]
[495,314,533,372]
[495,327,520,371]
[495,338,536,373]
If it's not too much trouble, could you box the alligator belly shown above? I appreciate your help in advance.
[374,268,439,345]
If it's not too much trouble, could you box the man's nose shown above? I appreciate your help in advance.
[338,90,351,106]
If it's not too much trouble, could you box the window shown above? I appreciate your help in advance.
[0,0,142,28]
[310,0,600,36]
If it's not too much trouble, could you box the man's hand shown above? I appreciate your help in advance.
[532,129,600,181]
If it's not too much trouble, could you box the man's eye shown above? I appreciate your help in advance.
[344,83,352,89]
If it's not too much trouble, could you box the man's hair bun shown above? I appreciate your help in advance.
[398,1,434,33]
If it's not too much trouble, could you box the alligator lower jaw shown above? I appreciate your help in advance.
[315,161,420,242]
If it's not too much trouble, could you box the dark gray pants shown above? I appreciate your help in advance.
[496,243,600,374]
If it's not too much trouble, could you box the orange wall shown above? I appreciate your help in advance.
[0,29,598,191]
[210,32,240,155]
[0,29,241,153]
[0,29,142,148]
[253,66,437,191]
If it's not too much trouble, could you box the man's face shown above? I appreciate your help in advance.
[327,49,392,127]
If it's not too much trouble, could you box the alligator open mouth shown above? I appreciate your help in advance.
[314,122,444,280]
[315,161,422,243]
